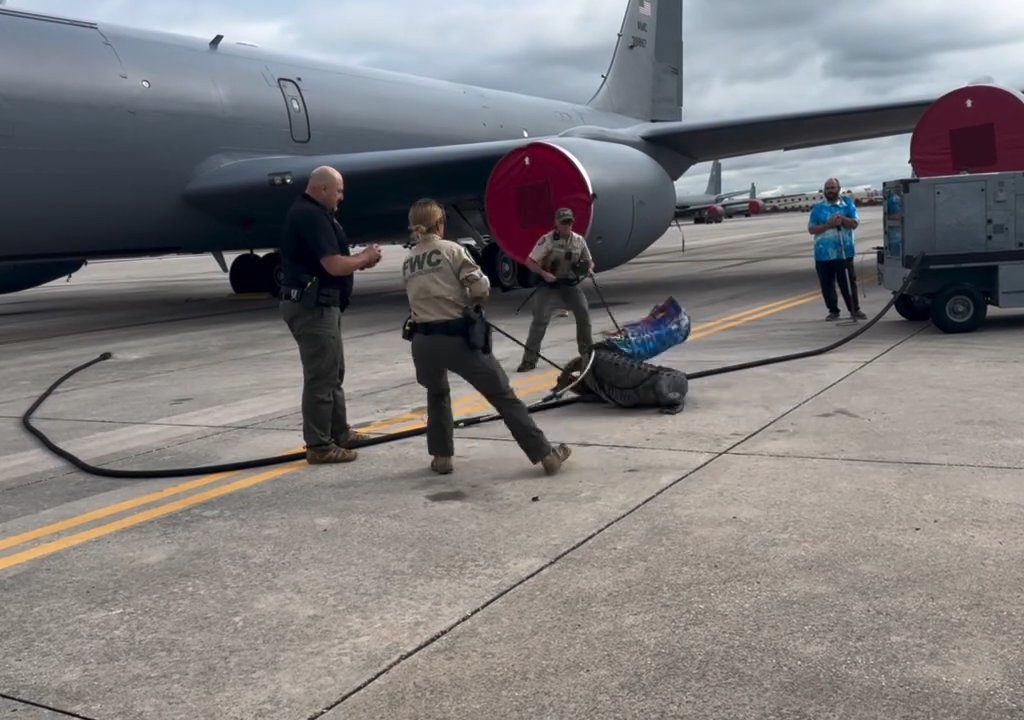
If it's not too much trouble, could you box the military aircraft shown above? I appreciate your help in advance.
[0,0,935,296]
[674,160,762,223]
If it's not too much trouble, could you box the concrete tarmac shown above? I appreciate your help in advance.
[1,208,1022,719]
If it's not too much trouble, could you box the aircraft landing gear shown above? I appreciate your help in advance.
[229,252,282,295]
[482,243,521,291]
[261,252,284,296]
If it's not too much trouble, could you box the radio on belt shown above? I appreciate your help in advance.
[879,82,1024,334]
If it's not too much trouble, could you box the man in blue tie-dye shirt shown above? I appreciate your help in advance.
[808,178,866,321]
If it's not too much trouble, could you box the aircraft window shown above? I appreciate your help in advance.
[290,98,301,113]
[141,80,151,88]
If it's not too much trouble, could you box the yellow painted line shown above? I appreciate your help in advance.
[375,374,564,435]
[357,370,559,434]
[0,463,304,572]
[441,374,562,421]
[690,291,819,333]
[0,290,818,567]
[689,294,818,340]
[0,471,239,553]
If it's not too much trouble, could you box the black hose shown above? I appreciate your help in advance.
[20,353,577,479]
[21,255,922,479]
[687,253,923,380]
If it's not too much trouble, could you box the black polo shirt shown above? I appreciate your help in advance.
[280,193,354,308]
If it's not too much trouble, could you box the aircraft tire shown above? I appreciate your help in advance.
[228,253,263,294]
[260,252,284,296]
[482,243,519,291]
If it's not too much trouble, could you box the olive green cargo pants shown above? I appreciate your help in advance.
[522,284,592,366]
[411,333,552,462]
[281,301,351,449]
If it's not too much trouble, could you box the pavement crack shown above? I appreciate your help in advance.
[452,433,711,456]
[729,450,1024,472]
[0,692,100,720]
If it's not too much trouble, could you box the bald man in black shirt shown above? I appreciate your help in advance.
[279,166,382,464]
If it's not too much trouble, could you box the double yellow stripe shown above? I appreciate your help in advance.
[356,371,553,435]
[0,290,818,571]
[0,471,238,554]
[0,464,304,571]
[690,291,819,340]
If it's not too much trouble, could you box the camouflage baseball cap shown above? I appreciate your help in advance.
[555,207,575,223]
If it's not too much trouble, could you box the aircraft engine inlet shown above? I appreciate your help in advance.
[484,139,677,276]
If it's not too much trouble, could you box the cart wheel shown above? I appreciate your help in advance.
[894,294,931,321]
[930,284,987,334]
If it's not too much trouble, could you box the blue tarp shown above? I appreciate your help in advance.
[601,296,691,361]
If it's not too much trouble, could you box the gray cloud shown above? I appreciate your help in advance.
[12,0,1024,194]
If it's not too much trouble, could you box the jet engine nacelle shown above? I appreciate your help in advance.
[747,198,764,215]
[484,138,677,272]
[0,259,85,295]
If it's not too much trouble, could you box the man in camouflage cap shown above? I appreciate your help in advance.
[517,207,595,372]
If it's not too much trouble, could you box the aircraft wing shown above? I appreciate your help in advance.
[184,139,529,232]
[184,96,933,242]
[639,96,934,161]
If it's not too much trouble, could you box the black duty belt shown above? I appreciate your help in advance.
[409,318,468,336]
[280,285,344,307]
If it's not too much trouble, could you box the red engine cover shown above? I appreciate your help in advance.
[706,204,724,217]
[910,84,1024,177]
[484,142,593,263]
[747,199,764,215]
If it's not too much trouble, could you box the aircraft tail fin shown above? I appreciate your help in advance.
[749,182,756,198]
[704,160,721,197]
[587,0,682,122]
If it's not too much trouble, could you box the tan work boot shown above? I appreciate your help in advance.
[540,443,571,476]
[337,429,371,448]
[306,444,358,464]
[430,456,453,475]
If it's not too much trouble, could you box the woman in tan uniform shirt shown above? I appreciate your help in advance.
[401,199,571,476]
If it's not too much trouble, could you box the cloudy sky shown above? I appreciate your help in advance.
[11,0,1024,196]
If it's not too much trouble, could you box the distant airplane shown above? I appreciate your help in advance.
[674,160,762,223]
[0,0,935,295]
[723,184,761,219]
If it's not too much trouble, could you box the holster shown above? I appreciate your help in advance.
[462,306,492,354]
[299,278,320,310]
[404,308,492,354]
[281,277,343,309]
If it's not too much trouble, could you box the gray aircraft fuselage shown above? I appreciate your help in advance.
[0,10,645,265]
